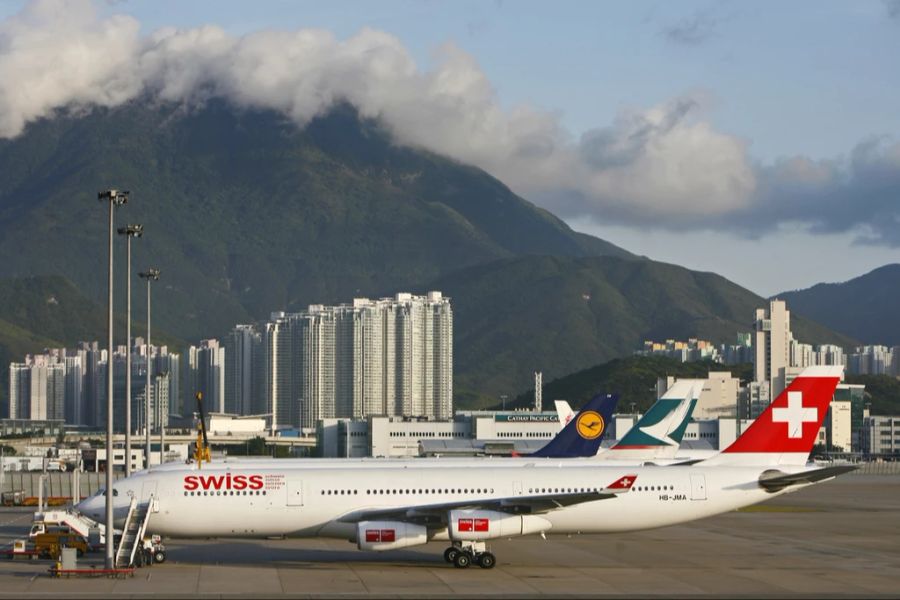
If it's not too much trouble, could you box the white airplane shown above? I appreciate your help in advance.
[77,366,851,569]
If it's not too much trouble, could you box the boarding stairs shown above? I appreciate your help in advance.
[114,495,153,568]
[34,509,101,540]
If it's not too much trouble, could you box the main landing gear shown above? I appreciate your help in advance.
[443,541,496,569]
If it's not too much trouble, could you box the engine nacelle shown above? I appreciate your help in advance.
[356,521,427,552]
[448,510,552,541]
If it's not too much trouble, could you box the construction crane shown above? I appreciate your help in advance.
[192,392,211,468]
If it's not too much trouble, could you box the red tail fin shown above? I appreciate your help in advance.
[710,366,842,466]
[605,475,637,491]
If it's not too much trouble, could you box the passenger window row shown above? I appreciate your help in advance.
[318,488,497,496]
[528,487,597,494]
[183,490,267,497]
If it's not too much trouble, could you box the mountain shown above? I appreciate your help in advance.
[845,374,900,415]
[432,255,857,406]
[0,100,856,410]
[778,264,900,346]
[507,355,753,413]
[0,276,106,414]
[0,275,183,413]
[0,100,631,342]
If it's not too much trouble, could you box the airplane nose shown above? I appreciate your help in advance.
[75,497,101,520]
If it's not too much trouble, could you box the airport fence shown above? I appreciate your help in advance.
[1,471,123,504]
[851,461,900,476]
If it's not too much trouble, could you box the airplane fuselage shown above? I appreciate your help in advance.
[81,461,794,541]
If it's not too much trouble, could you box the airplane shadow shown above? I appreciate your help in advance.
[161,540,446,568]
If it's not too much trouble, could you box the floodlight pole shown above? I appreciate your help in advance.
[139,268,160,467]
[98,189,128,570]
[117,224,143,476]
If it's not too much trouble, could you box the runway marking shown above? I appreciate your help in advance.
[345,562,370,594]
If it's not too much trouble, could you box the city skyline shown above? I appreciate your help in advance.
[5,291,454,430]
[8,292,896,428]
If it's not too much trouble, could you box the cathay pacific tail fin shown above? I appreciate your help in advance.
[607,380,703,460]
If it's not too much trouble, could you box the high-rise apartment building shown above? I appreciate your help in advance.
[294,308,334,429]
[63,355,83,425]
[262,317,292,429]
[395,291,453,420]
[151,372,171,429]
[753,299,792,398]
[7,356,65,421]
[789,339,815,369]
[847,345,893,375]
[8,363,28,419]
[225,325,261,416]
[257,292,453,431]
[78,342,107,428]
[816,344,846,367]
[185,339,226,414]
[153,347,181,417]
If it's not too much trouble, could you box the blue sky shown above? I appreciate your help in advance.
[90,0,898,162]
[2,0,898,295]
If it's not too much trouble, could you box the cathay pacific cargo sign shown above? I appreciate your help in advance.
[494,414,557,423]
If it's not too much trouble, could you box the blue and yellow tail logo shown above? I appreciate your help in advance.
[530,393,618,458]
[575,410,605,440]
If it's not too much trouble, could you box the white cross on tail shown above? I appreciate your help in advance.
[771,391,818,438]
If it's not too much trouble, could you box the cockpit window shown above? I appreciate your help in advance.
[97,488,119,497]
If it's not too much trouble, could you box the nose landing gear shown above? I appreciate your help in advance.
[442,541,496,569]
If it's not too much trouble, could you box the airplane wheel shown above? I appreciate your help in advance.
[453,552,471,569]
[443,547,459,564]
[478,552,496,569]
[154,550,166,564]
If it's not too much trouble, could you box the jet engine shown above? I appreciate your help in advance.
[448,510,552,541]
[356,521,427,551]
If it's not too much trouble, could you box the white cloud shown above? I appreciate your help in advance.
[0,0,898,247]
[0,0,142,137]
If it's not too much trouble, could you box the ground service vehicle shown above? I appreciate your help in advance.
[32,531,89,559]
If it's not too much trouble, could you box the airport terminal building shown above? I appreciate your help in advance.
[314,411,741,458]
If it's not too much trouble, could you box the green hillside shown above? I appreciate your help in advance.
[845,374,900,415]
[0,101,859,412]
[779,264,900,346]
[505,355,753,412]
[0,275,182,413]
[0,101,630,341]
[431,255,856,407]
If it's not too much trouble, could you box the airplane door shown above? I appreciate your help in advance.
[141,480,159,512]
[690,474,707,501]
[287,479,304,507]
[513,481,523,496]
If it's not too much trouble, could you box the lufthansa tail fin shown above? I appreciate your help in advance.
[530,393,618,458]
[704,366,843,467]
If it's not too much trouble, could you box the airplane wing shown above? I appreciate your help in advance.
[338,475,636,525]
[757,465,858,492]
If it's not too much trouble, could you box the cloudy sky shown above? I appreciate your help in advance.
[1,0,898,296]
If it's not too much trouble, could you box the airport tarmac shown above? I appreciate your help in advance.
[0,474,897,598]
